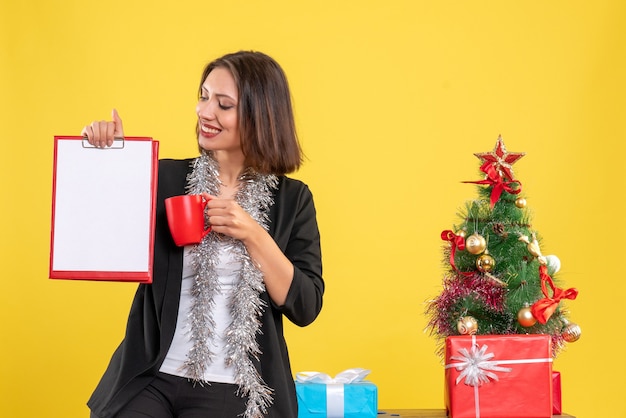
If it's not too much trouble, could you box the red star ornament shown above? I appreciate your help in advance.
[474,136,525,181]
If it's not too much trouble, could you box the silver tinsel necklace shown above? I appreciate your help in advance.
[184,151,278,418]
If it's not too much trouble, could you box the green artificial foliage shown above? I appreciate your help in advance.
[426,137,579,358]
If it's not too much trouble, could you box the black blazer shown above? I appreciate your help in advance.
[88,158,324,417]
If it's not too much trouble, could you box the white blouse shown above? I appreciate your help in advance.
[159,243,241,383]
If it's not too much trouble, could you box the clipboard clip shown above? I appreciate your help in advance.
[82,137,125,149]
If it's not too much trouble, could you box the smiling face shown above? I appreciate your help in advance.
[196,67,241,156]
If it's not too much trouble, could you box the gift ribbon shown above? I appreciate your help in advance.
[463,161,522,208]
[531,265,578,324]
[296,368,371,418]
[445,336,553,418]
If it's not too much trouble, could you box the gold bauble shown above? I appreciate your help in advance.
[457,316,478,335]
[476,253,495,272]
[517,306,537,327]
[562,322,582,342]
[456,230,467,238]
[465,233,487,255]
[515,197,527,208]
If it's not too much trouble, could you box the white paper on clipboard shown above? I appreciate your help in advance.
[49,136,159,283]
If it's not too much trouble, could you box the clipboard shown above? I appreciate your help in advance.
[49,136,159,283]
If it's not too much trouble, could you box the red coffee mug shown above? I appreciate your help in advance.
[164,195,211,246]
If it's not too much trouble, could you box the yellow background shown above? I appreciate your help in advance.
[1,1,624,417]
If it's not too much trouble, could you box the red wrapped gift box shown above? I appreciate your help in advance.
[552,371,562,415]
[444,334,553,418]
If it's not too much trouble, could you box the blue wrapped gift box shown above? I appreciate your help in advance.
[295,369,378,418]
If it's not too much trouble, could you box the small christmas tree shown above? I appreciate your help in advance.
[426,136,581,358]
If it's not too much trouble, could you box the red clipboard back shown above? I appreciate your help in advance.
[49,136,159,283]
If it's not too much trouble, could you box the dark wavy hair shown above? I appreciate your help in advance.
[196,51,303,175]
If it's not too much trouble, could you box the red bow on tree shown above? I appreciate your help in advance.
[441,230,471,275]
[464,162,522,208]
[464,137,525,208]
[531,265,578,324]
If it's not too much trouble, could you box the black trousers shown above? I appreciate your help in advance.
[91,372,246,418]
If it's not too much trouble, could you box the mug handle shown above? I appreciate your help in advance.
[201,198,212,237]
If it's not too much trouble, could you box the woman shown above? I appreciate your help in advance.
[82,51,324,418]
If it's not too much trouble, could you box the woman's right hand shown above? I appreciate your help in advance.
[80,109,125,148]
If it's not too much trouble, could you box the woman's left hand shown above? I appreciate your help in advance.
[201,191,295,305]
[201,192,263,242]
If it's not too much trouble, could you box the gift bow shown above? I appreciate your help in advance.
[296,369,370,418]
[531,265,578,324]
[446,342,512,387]
[296,368,370,384]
